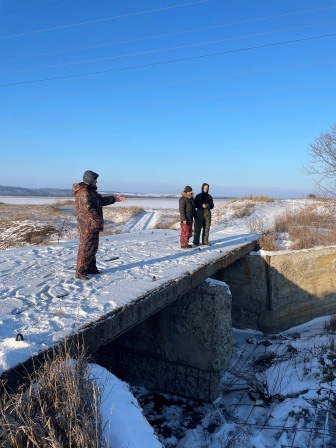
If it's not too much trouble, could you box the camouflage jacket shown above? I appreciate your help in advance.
[71,182,116,232]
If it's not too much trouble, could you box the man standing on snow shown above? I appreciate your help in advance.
[72,170,126,280]
[193,183,214,246]
[179,185,196,249]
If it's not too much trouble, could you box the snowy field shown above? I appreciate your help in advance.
[1,196,335,447]
[0,195,75,205]
[0,195,229,208]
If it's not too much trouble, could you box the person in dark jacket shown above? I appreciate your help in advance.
[193,183,214,246]
[179,185,196,249]
[72,170,126,280]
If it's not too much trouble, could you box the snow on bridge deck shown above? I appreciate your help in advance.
[0,229,258,377]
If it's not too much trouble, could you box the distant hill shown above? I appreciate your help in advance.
[0,186,72,197]
[0,185,180,198]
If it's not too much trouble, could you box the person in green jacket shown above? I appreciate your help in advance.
[179,185,196,248]
[193,183,214,246]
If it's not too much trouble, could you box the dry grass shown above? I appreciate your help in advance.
[0,203,74,222]
[0,221,61,249]
[258,202,336,251]
[324,315,336,334]
[0,204,146,248]
[241,194,274,203]
[257,233,278,251]
[49,199,75,213]
[231,203,255,219]
[0,348,107,448]
[103,206,144,225]
[154,212,179,229]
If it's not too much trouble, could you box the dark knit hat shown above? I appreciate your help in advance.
[184,185,192,193]
[83,170,99,184]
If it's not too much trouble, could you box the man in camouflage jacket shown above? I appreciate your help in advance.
[72,170,126,280]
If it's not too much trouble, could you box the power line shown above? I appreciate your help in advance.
[3,6,336,61]
[1,32,336,88]
[1,3,335,43]
[3,57,334,102]
[3,21,336,75]
[0,0,210,40]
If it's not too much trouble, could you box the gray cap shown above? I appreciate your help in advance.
[83,170,99,185]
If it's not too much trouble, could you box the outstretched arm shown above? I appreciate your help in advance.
[100,194,126,206]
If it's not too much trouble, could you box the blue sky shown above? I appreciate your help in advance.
[1,0,336,197]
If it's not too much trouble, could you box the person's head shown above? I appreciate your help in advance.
[202,183,209,193]
[83,170,99,185]
[184,185,193,197]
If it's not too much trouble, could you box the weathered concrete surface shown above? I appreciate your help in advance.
[1,240,256,393]
[93,278,232,402]
[216,246,336,333]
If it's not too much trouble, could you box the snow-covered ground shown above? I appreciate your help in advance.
[1,196,334,447]
[0,228,258,375]
[136,316,336,448]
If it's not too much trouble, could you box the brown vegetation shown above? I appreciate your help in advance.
[154,212,179,229]
[257,233,278,251]
[0,349,107,448]
[241,194,274,203]
[258,201,336,251]
[231,203,255,219]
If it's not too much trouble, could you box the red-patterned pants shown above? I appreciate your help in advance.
[180,222,193,247]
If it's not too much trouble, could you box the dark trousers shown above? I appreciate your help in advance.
[76,230,100,276]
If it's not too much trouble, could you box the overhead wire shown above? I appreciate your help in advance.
[0,56,327,104]
[2,21,336,75]
[0,0,211,40]
[1,32,336,87]
[3,5,336,61]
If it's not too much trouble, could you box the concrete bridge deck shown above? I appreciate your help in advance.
[0,229,258,393]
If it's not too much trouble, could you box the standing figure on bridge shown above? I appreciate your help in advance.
[193,183,214,246]
[179,185,196,249]
[72,170,126,280]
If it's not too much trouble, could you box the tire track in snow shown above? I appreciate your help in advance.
[124,211,158,232]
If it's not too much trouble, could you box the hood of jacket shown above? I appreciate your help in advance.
[181,191,194,198]
[72,182,97,196]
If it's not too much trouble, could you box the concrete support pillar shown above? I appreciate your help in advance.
[93,278,232,402]
[215,255,268,331]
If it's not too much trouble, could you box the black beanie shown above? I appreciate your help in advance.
[184,185,192,193]
[83,170,99,185]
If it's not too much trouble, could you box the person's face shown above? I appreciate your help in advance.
[187,190,193,197]
[203,185,209,193]
[92,178,97,186]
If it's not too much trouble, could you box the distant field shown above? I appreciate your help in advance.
[0,196,229,209]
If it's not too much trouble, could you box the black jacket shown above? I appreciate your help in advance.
[195,184,214,211]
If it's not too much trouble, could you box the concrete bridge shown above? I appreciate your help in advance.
[2,231,335,403]
[0,234,258,402]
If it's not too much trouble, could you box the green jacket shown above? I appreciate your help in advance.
[179,191,196,224]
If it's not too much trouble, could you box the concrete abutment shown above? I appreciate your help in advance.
[215,247,336,333]
[93,278,232,402]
